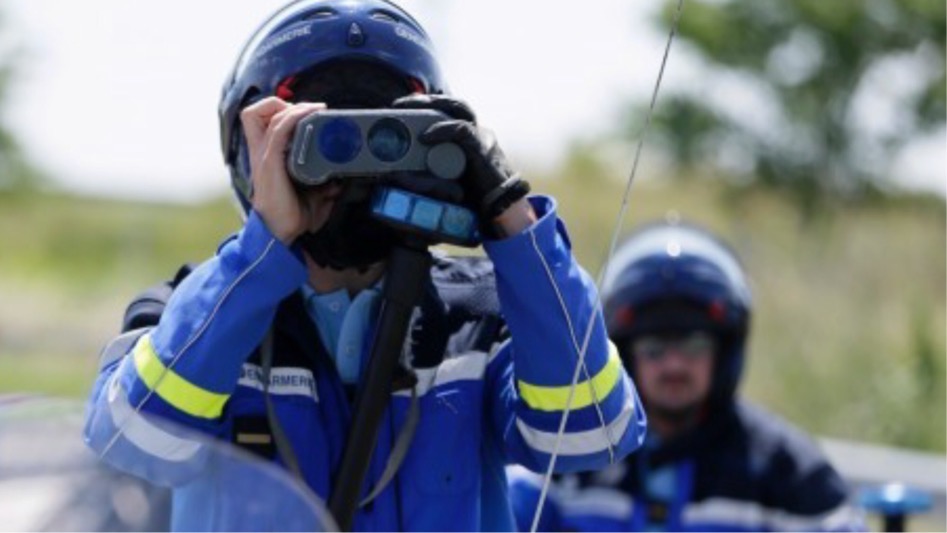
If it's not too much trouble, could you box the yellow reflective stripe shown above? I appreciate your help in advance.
[132,335,229,419]
[518,342,623,412]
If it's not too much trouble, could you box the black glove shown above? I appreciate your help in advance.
[392,95,531,221]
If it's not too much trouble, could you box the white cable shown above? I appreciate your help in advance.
[529,1,686,530]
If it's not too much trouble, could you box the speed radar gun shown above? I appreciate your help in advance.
[287,109,475,529]
[287,109,477,246]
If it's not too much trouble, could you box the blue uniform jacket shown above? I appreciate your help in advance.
[510,400,865,532]
[84,196,646,531]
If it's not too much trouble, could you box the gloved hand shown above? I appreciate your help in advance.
[391,95,531,221]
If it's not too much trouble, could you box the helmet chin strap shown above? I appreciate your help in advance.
[529,1,687,531]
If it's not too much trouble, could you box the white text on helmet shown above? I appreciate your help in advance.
[394,25,429,50]
[256,26,313,59]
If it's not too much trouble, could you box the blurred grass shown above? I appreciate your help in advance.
[0,191,240,291]
[0,171,944,452]
[0,192,241,399]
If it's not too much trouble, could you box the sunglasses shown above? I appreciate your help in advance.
[632,332,716,362]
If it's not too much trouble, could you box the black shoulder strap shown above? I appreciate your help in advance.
[121,263,194,332]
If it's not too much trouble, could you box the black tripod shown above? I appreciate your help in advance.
[327,241,431,531]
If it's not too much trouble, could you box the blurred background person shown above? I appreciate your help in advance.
[510,220,866,531]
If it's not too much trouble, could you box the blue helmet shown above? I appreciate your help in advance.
[601,221,752,405]
[218,0,448,211]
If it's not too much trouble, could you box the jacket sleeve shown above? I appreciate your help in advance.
[482,195,646,474]
[758,430,867,532]
[83,212,307,483]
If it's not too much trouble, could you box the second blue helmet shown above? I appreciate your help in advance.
[601,221,753,405]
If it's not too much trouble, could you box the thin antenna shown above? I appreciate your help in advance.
[529,1,686,530]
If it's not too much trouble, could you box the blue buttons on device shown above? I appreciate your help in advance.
[441,205,476,240]
[410,199,443,231]
[318,117,363,164]
[379,188,412,220]
[372,187,480,246]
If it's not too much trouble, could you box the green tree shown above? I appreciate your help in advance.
[639,0,945,209]
[0,8,39,192]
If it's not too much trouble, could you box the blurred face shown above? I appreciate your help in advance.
[632,331,715,418]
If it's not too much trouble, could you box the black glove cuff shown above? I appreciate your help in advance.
[481,174,531,220]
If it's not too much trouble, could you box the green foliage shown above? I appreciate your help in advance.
[0,191,241,397]
[637,0,945,209]
[0,8,42,192]
[0,192,240,291]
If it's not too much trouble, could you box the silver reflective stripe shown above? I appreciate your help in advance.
[394,352,488,398]
[558,487,634,521]
[238,363,319,401]
[682,498,764,529]
[516,395,635,456]
[99,328,148,370]
[770,503,865,531]
[106,363,201,463]
[683,497,864,531]
[506,464,543,486]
